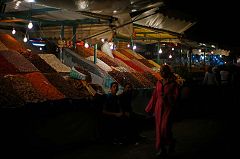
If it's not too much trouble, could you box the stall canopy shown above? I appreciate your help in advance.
[1,0,196,42]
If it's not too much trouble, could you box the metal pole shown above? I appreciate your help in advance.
[130,35,134,50]
[94,44,97,64]
[60,25,64,62]
[189,48,192,71]
[61,25,64,40]
[72,25,77,49]
[157,42,160,64]
[203,51,206,67]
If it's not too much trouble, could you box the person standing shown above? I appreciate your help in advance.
[202,65,219,109]
[202,65,219,86]
[102,82,123,144]
[212,66,221,86]
[118,82,144,144]
[219,64,232,106]
[219,64,231,86]
[145,64,179,157]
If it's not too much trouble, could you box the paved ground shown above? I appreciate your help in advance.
[43,85,237,159]
[27,116,228,159]
[2,84,238,159]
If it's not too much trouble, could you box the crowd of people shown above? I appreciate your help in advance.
[202,64,240,107]
[202,64,238,87]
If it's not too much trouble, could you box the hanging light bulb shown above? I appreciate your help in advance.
[76,0,89,10]
[84,42,89,48]
[28,21,33,29]
[23,36,28,42]
[24,0,35,2]
[133,45,136,50]
[109,42,114,50]
[12,28,16,35]
[169,54,172,58]
[158,48,162,54]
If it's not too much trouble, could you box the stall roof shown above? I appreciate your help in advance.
[1,0,196,42]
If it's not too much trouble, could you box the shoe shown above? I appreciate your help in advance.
[112,138,124,145]
[112,140,118,145]
[156,148,167,157]
[167,145,175,153]
[134,142,140,146]
[137,134,147,141]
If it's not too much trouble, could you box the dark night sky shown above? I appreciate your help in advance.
[164,0,240,50]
